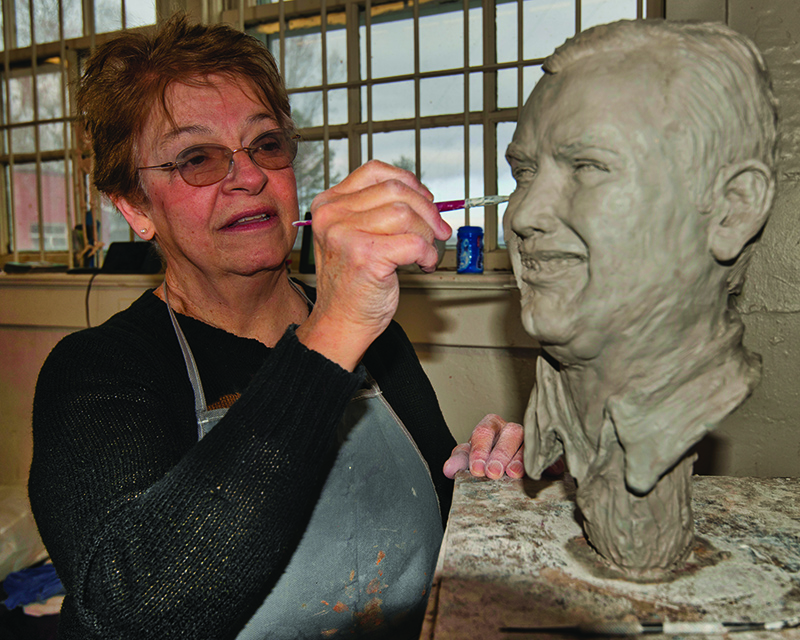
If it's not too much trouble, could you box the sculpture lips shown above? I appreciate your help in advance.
[519,250,586,271]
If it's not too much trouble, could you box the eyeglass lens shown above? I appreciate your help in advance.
[176,130,298,186]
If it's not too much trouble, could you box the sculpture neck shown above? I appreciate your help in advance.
[553,305,754,447]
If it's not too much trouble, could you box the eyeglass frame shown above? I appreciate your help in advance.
[137,128,301,187]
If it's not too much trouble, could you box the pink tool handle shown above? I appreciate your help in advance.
[435,199,466,212]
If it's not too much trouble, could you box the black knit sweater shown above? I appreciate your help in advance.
[29,285,455,639]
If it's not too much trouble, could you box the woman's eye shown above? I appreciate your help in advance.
[253,134,282,154]
[180,149,212,168]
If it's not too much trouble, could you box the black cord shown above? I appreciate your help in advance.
[85,271,99,327]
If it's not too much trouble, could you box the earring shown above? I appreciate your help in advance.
[140,229,147,234]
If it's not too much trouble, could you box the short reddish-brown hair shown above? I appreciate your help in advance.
[78,13,293,206]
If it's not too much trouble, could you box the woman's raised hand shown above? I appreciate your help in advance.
[295,161,451,370]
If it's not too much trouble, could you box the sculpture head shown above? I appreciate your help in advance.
[506,20,779,575]
[505,19,777,369]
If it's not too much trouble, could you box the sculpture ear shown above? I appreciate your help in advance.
[707,160,774,263]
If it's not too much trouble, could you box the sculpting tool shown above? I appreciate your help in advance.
[292,195,510,226]
[500,616,800,635]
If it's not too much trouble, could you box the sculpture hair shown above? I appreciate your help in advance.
[543,20,778,293]
[77,13,293,207]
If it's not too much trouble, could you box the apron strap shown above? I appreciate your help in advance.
[163,282,209,439]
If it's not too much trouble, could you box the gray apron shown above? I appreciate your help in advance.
[163,284,444,639]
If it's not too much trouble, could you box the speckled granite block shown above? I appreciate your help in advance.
[421,474,800,639]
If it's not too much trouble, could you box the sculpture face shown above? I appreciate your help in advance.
[505,55,718,365]
[506,20,776,576]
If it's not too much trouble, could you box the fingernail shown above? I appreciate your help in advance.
[508,461,524,477]
[470,461,485,477]
[487,461,503,479]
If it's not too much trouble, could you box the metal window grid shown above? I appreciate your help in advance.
[0,0,663,265]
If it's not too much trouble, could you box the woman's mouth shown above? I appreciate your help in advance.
[224,212,274,229]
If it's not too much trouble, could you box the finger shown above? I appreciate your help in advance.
[316,182,450,243]
[314,160,432,206]
[348,202,437,245]
[443,443,471,479]
[485,422,524,479]
[467,414,505,477]
[506,447,525,479]
[313,166,451,240]
[320,227,440,277]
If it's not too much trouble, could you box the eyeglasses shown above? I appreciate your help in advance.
[138,129,300,187]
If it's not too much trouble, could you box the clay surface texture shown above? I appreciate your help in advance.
[505,19,777,575]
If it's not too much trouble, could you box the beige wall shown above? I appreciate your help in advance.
[664,0,800,477]
[0,272,541,486]
[2,0,800,486]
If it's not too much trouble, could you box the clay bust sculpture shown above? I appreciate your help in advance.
[505,19,778,576]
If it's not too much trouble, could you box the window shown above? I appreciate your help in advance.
[245,0,662,268]
[0,0,662,268]
[0,0,157,266]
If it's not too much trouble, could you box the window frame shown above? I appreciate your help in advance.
[0,0,665,269]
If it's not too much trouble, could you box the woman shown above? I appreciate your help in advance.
[28,14,523,640]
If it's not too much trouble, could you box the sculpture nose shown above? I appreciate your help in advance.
[508,169,563,241]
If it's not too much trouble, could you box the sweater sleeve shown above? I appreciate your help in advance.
[29,324,364,640]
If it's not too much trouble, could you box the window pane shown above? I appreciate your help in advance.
[277,30,322,89]
[291,91,324,128]
[497,121,516,247]
[125,0,156,29]
[291,137,347,249]
[498,0,576,64]
[40,123,67,151]
[469,71,483,112]
[11,126,36,154]
[497,65,543,110]
[13,161,70,251]
[37,71,65,120]
[32,0,61,43]
[13,166,38,250]
[21,0,83,44]
[327,88,348,126]
[419,4,482,72]
[100,197,131,246]
[294,137,346,214]
[581,0,638,30]
[329,137,348,185]
[95,0,122,35]
[14,0,31,48]
[364,80,415,122]
[421,75,463,118]
[64,0,84,38]
[325,25,347,84]
[8,76,34,124]
[421,125,484,239]
[362,11,413,79]
[524,0,575,58]
[362,129,415,168]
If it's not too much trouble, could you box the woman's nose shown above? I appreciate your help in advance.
[225,149,268,191]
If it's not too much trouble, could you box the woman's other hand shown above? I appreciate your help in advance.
[296,160,451,370]
[443,414,524,480]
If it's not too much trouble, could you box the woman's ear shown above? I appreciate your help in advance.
[707,160,775,263]
[112,196,154,241]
